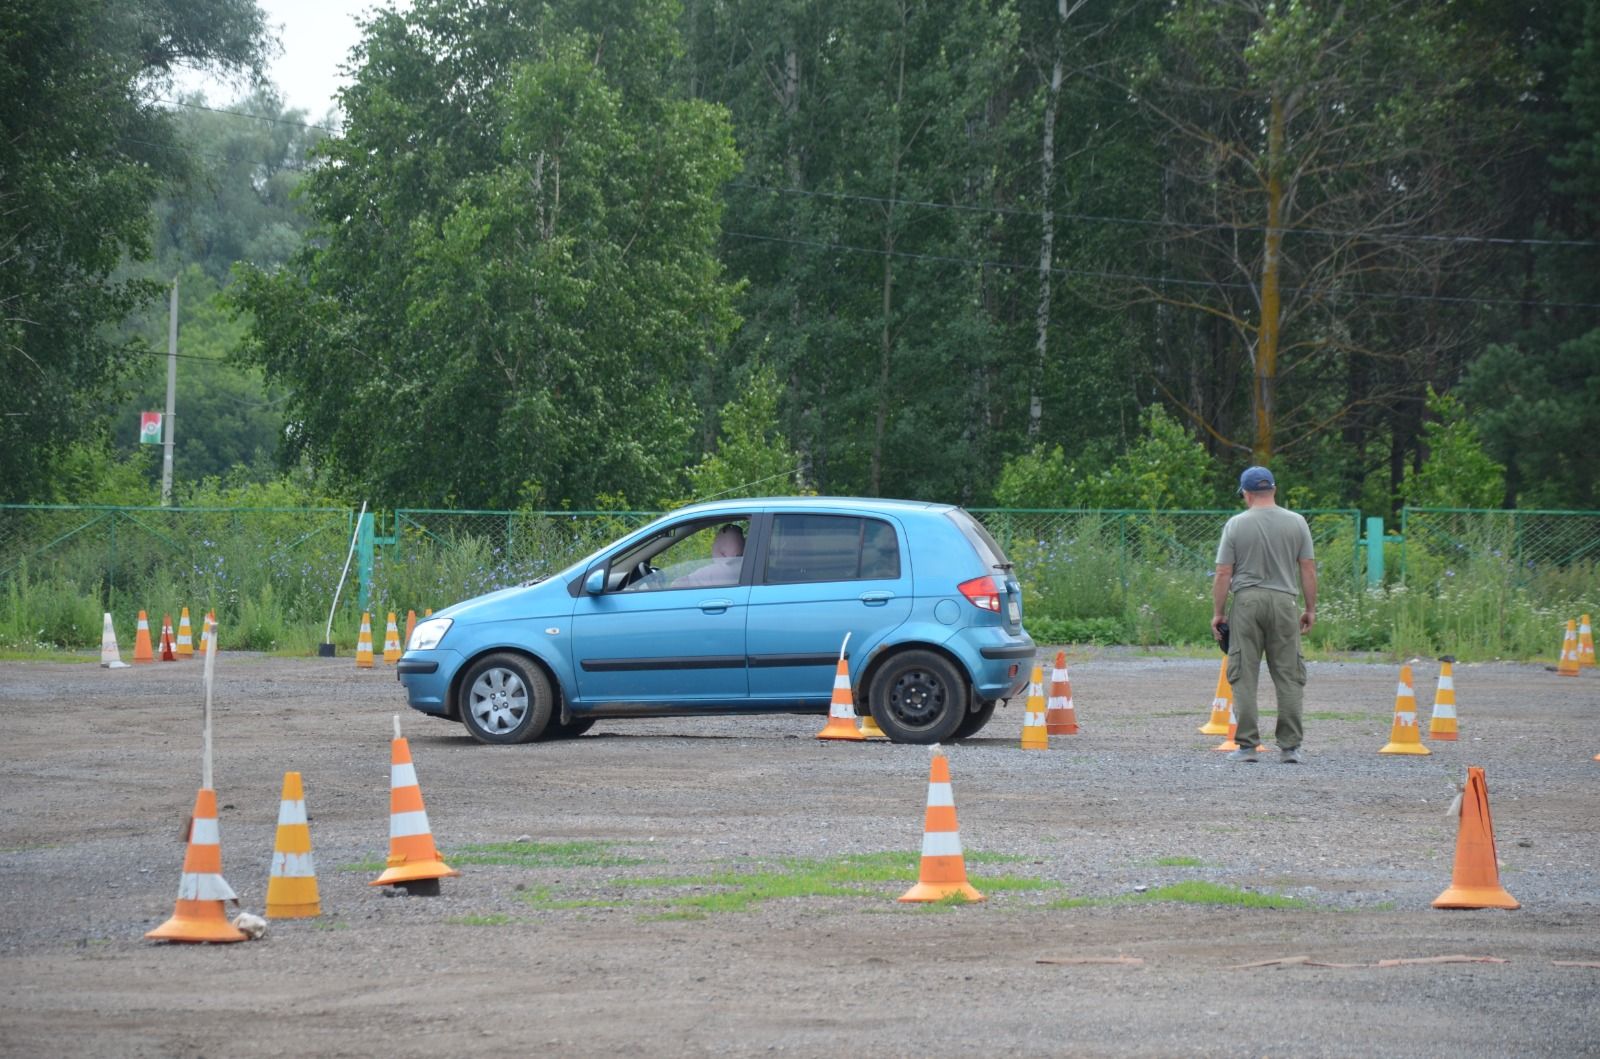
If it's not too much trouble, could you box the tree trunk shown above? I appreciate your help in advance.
[1029,0,1069,439]
[1253,96,1285,464]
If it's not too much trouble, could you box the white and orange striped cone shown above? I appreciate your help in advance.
[132,610,155,664]
[1199,657,1232,735]
[175,607,194,658]
[99,612,129,668]
[1380,664,1431,755]
[146,787,246,943]
[860,714,889,739]
[424,608,433,617]
[1045,651,1079,735]
[817,635,865,741]
[1580,614,1595,668]
[1020,664,1048,750]
[159,613,177,662]
[372,716,459,892]
[898,747,984,903]
[197,610,216,656]
[404,609,418,652]
[382,611,402,663]
[1428,658,1459,741]
[1556,620,1580,677]
[355,612,375,669]
[1213,702,1240,751]
[1432,767,1519,910]
[265,771,320,918]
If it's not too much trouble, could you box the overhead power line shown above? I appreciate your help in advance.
[154,97,341,135]
[729,182,1600,250]
[722,230,1600,311]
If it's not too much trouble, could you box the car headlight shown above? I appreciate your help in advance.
[408,617,453,651]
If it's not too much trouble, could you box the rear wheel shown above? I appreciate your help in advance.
[951,699,997,740]
[458,653,553,744]
[867,650,970,745]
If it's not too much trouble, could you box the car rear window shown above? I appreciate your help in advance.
[945,509,1012,571]
[763,514,901,583]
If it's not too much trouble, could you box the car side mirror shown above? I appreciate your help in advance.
[584,568,606,595]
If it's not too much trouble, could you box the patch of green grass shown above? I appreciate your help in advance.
[0,649,96,662]
[517,886,631,911]
[1151,856,1206,867]
[1049,882,1310,911]
[311,919,350,931]
[446,913,514,926]
[449,840,645,869]
[1304,710,1369,722]
[338,858,385,873]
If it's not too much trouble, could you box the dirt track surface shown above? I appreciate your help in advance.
[2,651,1598,1058]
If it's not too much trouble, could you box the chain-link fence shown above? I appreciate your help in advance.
[0,505,353,647]
[1401,508,1600,583]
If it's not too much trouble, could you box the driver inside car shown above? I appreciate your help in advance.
[667,524,745,588]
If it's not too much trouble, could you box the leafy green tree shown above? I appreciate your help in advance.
[236,0,739,509]
[0,0,270,502]
[996,406,1222,509]
[1401,389,1505,510]
[680,365,805,504]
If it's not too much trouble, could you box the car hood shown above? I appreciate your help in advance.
[435,576,574,625]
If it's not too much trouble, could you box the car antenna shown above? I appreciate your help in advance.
[691,465,804,504]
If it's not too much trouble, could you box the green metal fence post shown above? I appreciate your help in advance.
[1366,516,1384,587]
[357,510,375,614]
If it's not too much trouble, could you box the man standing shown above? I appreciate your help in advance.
[1211,467,1317,764]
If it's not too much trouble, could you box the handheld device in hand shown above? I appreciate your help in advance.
[1217,622,1230,653]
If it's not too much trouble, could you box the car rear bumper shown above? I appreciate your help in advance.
[954,628,1036,699]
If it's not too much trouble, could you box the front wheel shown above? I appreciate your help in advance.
[458,653,553,744]
[867,650,970,745]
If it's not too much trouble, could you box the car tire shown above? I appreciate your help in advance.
[540,716,596,740]
[867,650,970,745]
[458,652,553,745]
[951,699,997,740]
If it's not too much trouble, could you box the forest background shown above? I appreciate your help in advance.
[4,0,1598,656]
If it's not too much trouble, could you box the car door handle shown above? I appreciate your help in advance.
[699,599,734,614]
[859,591,895,606]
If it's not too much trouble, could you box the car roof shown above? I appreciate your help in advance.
[669,496,956,519]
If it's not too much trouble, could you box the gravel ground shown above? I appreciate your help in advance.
[1,650,1597,1057]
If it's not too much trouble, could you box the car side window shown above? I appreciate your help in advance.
[763,514,901,584]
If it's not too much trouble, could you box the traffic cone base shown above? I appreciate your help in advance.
[1199,657,1232,735]
[1020,664,1048,750]
[1380,666,1431,755]
[817,653,865,741]
[266,771,321,919]
[899,750,984,903]
[146,788,246,943]
[1045,652,1079,735]
[372,727,458,888]
[1432,767,1518,910]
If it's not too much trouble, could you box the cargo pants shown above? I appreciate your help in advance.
[1225,587,1306,751]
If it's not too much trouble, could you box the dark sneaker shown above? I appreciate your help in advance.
[1226,747,1259,763]
[1279,747,1302,764]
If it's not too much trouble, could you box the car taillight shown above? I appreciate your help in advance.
[958,575,1002,613]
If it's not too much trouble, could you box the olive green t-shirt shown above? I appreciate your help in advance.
[1215,504,1315,597]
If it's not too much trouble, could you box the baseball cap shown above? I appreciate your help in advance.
[1238,466,1275,493]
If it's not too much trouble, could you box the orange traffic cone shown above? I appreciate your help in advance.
[424,608,433,617]
[1432,767,1519,909]
[817,635,865,741]
[1380,665,1431,755]
[382,611,402,663]
[265,771,320,918]
[175,607,194,658]
[1428,658,1459,741]
[132,610,154,664]
[898,747,984,903]
[403,609,418,652]
[372,716,459,892]
[146,787,247,943]
[1045,651,1079,735]
[1213,701,1241,751]
[197,610,216,656]
[159,614,177,661]
[99,612,129,668]
[1020,664,1048,750]
[355,612,375,669]
[1199,657,1232,735]
[1579,614,1595,667]
[1556,620,1580,677]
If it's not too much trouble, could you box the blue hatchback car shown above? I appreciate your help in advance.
[397,497,1035,744]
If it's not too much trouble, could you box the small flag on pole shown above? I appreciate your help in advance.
[139,412,163,445]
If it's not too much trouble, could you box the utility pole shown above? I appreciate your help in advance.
[162,276,178,506]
